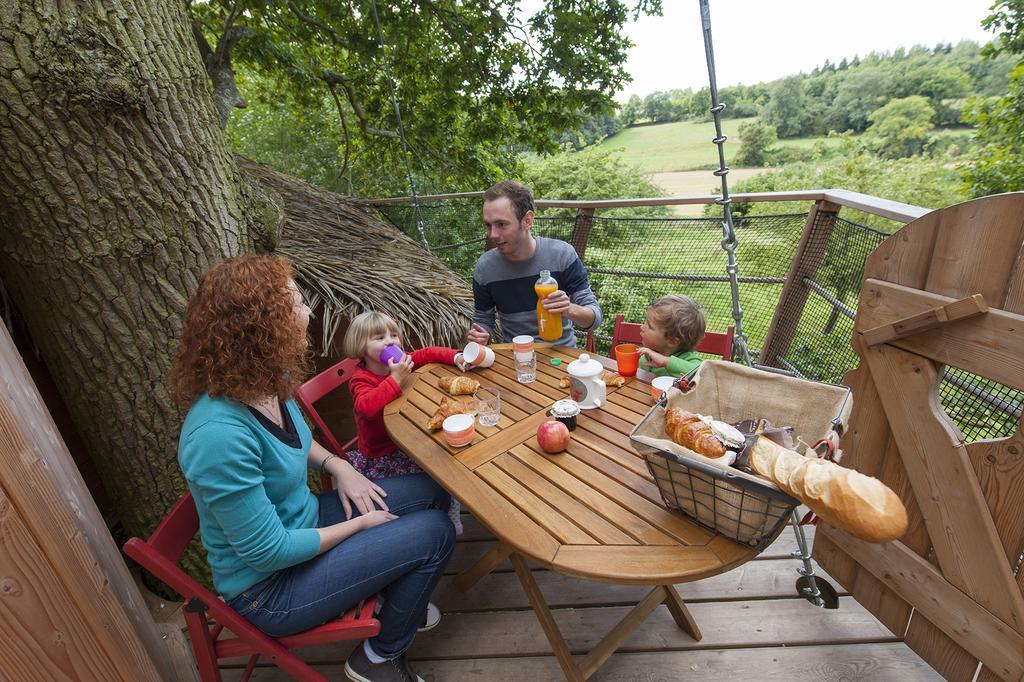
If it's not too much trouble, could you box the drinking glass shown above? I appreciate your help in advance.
[614,343,640,377]
[515,352,537,383]
[476,388,501,426]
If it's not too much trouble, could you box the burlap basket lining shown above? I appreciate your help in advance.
[629,360,852,547]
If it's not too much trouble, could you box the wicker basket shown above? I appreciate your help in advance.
[629,360,851,550]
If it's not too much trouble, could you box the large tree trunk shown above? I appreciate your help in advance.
[0,0,278,538]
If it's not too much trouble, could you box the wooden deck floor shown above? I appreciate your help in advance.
[222,513,940,681]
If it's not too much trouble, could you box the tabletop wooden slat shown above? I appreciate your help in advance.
[491,454,638,545]
[477,462,601,545]
[382,344,758,585]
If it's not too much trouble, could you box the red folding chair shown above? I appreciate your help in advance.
[123,493,379,681]
[587,313,734,361]
[294,357,361,490]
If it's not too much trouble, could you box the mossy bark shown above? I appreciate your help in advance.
[0,0,279,541]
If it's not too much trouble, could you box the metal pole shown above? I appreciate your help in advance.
[698,0,752,366]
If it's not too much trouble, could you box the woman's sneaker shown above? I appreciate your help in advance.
[344,645,424,682]
[419,601,441,632]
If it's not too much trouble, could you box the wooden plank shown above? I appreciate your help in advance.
[0,325,166,680]
[512,445,713,548]
[384,413,561,565]
[820,525,1024,681]
[510,553,584,682]
[492,455,637,545]
[456,410,549,470]
[452,541,512,592]
[508,445,679,546]
[965,425,1024,574]
[823,189,931,224]
[445,518,817,575]
[405,596,897,659]
[418,643,940,681]
[565,426,651,480]
[903,616,980,682]
[862,210,939,288]
[434,555,845,611]
[559,438,664,507]
[1005,242,1024,315]
[0,484,124,680]
[477,463,599,545]
[569,207,595,258]
[922,193,1024,305]
[857,278,1024,391]
[233,643,943,681]
[552,545,725,585]
[579,586,669,678]
[759,199,841,368]
[864,343,1024,633]
[861,294,987,347]
[661,585,702,641]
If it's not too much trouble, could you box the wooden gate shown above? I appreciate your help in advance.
[814,192,1024,681]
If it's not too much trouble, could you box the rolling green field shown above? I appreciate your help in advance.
[597,118,972,174]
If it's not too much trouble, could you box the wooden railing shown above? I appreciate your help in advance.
[365,189,931,372]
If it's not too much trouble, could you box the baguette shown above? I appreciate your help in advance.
[438,375,480,396]
[664,407,726,458]
[749,436,908,543]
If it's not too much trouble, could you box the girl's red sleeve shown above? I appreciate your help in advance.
[349,373,401,418]
[410,347,458,367]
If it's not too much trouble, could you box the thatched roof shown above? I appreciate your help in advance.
[239,158,473,354]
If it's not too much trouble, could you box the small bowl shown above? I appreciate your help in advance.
[442,413,475,447]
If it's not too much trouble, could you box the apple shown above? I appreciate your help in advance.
[537,420,570,453]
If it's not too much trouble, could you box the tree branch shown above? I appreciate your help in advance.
[325,81,352,186]
[321,70,399,138]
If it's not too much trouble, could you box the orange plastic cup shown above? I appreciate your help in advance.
[614,343,640,377]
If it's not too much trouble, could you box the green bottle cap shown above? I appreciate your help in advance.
[550,358,562,366]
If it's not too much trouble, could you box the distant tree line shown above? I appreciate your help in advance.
[556,40,1015,149]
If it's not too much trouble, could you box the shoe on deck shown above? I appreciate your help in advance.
[344,644,424,682]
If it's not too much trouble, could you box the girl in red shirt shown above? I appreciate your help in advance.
[342,311,470,534]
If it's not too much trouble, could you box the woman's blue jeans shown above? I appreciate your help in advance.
[229,472,455,658]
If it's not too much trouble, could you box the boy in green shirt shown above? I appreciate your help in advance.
[637,294,706,379]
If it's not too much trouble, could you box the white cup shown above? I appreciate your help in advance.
[650,375,676,401]
[463,342,495,368]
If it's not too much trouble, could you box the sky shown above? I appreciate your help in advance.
[617,0,999,102]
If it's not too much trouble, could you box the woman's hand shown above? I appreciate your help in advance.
[359,510,398,530]
[389,354,416,391]
[333,459,389,519]
[638,347,670,369]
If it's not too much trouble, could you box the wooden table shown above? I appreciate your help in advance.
[383,344,761,681]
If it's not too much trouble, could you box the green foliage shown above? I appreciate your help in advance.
[762,76,812,138]
[826,67,892,132]
[524,146,669,219]
[981,0,1024,59]
[195,0,662,195]
[718,149,968,232]
[865,96,936,158]
[734,120,777,167]
[961,64,1024,195]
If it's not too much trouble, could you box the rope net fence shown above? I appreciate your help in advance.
[379,200,1022,443]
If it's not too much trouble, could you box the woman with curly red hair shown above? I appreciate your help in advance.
[171,255,453,682]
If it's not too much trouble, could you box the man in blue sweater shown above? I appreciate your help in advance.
[467,180,602,347]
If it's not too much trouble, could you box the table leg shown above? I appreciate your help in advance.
[578,586,667,679]
[661,584,702,641]
[453,541,512,592]
[510,553,585,682]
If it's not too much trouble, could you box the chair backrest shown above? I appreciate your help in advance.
[123,493,268,640]
[294,357,361,457]
[609,313,735,361]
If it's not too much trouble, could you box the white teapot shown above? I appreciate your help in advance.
[566,353,606,409]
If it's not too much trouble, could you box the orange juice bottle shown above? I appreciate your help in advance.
[535,270,562,341]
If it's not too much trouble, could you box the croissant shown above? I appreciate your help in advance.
[664,408,726,458]
[427,397,475,430]
[558,371,625,389]
[439,375,480,396]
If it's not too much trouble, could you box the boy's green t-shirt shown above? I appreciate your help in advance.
[640,350,702,378]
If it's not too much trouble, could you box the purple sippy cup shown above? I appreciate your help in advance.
[379,344,404,366]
